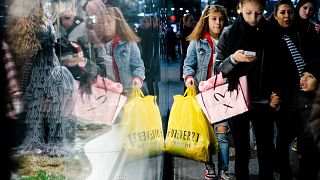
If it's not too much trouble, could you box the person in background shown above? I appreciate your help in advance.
[166,26,178,62]
[268,0,309,179]
[0,39,11,180]
[83,0,145,94]
[179,13,196,82]
[1,0,12,176]
[214,0,276,179]
[57,1,87,42]
[54,1,88,81]
[138,15,160,98]
[285,60,320,180]
[295,0,320,60]
[308,72,320,180]
[183,4,230,180]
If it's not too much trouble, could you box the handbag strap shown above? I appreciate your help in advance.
[203,33,215,80]
[212,72,223,89]
[111,34,121,82]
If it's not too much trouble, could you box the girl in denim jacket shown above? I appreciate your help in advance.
[182,4,230,180]
[83,0,145,94]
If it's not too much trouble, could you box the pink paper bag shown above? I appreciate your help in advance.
[196,75,251,124]
[72,81,127,125]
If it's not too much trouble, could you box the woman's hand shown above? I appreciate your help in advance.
[132,77,143,88]
[61,56,86,67]
[232,50,257,63]
[270,92,281,111]
[185,77,195,88]
[61,58,78,67]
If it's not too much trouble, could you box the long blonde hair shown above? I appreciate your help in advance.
[187,4,228,41]
[107,6,140,42]
[84,0,139,42]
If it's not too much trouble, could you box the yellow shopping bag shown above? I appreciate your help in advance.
[120,88,164,160]
[165,87,218,162]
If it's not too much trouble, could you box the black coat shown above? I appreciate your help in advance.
[296,18,320,61]
[288,91,320,157]
[309,85,320,151]
[269,19,308,110]
[215,15,274,101]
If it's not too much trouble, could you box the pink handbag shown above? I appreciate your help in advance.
[196,73,251,124]
[71,79,127,125]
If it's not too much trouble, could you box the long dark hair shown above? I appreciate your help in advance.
[295,0,317,20]
[296,0,317,12]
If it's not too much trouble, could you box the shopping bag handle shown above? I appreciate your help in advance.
[183,86,196,97]
[131,88,145,98]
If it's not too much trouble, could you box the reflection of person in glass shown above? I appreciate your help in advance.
[53,1,88,81]
[166,26,178,61]
[179,13,196,81]
[83,0,145,94]
[138,15,160,98]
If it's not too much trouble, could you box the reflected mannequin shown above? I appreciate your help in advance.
[7,0,75,156]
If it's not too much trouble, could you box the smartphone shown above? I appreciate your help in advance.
[244,51,256,56]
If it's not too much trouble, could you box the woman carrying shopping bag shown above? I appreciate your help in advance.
[182,4,230,180]
[71,0,146,126]
[214,0,276,179]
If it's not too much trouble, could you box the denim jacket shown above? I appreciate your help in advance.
[183,38,213,89]
[95,40,145,93]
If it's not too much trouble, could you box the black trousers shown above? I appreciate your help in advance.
[274,110,296,180]
[230,104,275,180]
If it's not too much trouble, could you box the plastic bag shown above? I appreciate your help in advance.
[120,88,165,159]
[165,87,218,162]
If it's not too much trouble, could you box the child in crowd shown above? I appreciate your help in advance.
[286,60,320,180]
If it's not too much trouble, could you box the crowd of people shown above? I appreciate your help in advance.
[182,0,320,179]
[1,0,320,179]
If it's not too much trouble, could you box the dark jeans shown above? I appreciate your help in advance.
[274,111,295,180]
[230,104,275,180]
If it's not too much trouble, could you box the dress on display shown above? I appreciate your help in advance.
[19,21,75,156]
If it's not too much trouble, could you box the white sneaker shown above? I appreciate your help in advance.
[218,170,230,180]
